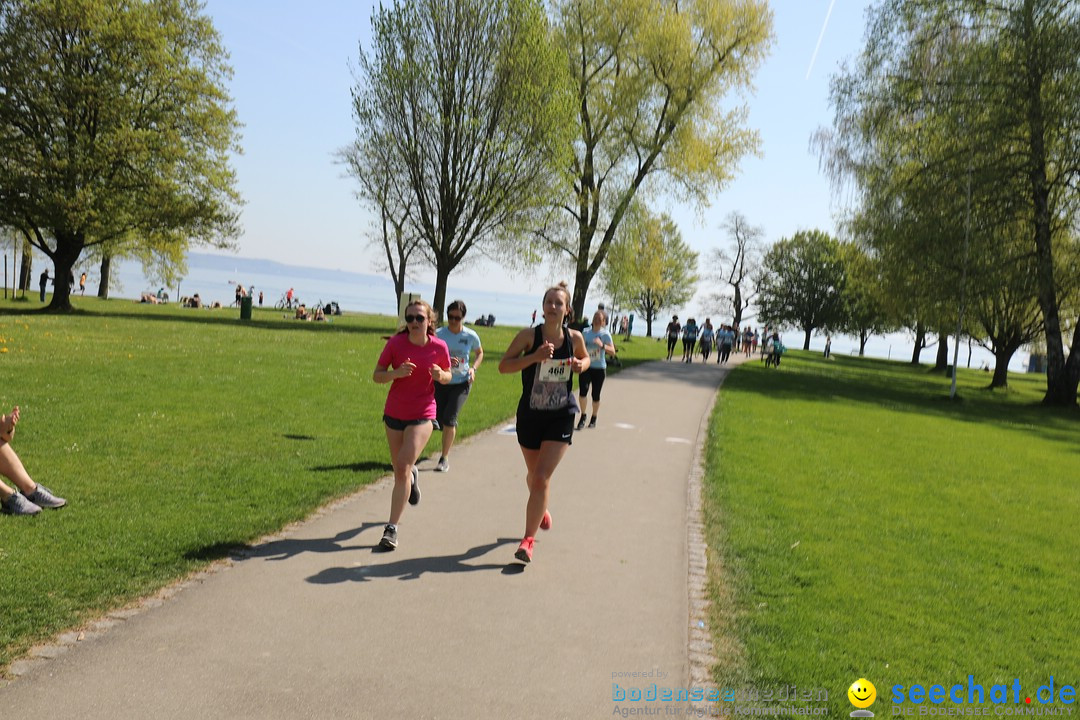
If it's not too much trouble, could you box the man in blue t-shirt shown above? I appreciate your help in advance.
[433,299,484,472]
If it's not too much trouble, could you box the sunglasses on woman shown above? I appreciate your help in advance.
[404,314,426,323]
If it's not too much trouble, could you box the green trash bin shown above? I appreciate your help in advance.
[240,295,253,320]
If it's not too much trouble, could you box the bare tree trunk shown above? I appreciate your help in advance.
[733,285,743,329]
[989,342,1021,389]
[934,333,949,371]
[432,255,450,324]
[18,239,32,294]
[910,322,925,364]
[97,254,111,299]
[46,234,81,312]
[1017,7,1077,407]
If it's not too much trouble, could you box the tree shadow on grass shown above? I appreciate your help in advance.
[728,352,1078,444]
[310,461,392,473]
[185,542,251,562]
[306,537,523,583]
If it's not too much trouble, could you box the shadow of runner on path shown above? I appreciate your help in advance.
[238,523,384,562]
[306,537,520,583]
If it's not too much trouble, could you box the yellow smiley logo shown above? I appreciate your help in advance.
[848,679,877,709]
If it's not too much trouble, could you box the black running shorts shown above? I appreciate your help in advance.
[383,415,435,431]
[515,410,575,450]
[434,381,471,428]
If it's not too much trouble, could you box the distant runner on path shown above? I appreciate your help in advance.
[665,315,681,361]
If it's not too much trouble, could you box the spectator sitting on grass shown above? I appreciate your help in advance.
[0,406,67,516]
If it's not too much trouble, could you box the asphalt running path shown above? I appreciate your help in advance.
[2,354,750,719]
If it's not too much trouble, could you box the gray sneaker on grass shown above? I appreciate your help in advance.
[24,484,66,509]
[1,492,42,516]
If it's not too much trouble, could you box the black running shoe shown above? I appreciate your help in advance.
[408,466,421,505]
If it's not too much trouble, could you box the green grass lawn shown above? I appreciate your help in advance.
[0,297,663,672]
[705,350,1080,714]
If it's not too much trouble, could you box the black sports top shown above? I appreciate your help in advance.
[518,324,577,415]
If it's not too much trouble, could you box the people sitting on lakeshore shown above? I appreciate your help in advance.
[295,304,308,321]
[138,292,161,304]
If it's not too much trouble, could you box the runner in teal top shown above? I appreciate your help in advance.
[433,299,484,473]
[681,318,699,363]
[578,309,616,430]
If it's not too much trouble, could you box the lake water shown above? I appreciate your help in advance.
[102,253,1031,373]
[110,253,544,328]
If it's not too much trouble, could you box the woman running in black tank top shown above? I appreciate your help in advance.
[498,283,590,563]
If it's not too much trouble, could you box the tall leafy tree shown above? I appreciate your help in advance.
[822,0,1080,405]
[549,0,772,321]
[838,242,894,357]
[0,0,242,312]
[820,4,976,368]
[757,230,847,351]
[970,219,1079,387]
[351,0,574,317]
[598,204,697,337]
[970,254,1043,389]
[845,183,964,367]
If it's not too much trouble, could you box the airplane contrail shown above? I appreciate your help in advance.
[806,0,838,80]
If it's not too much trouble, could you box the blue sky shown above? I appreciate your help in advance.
[201,0,871,308]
